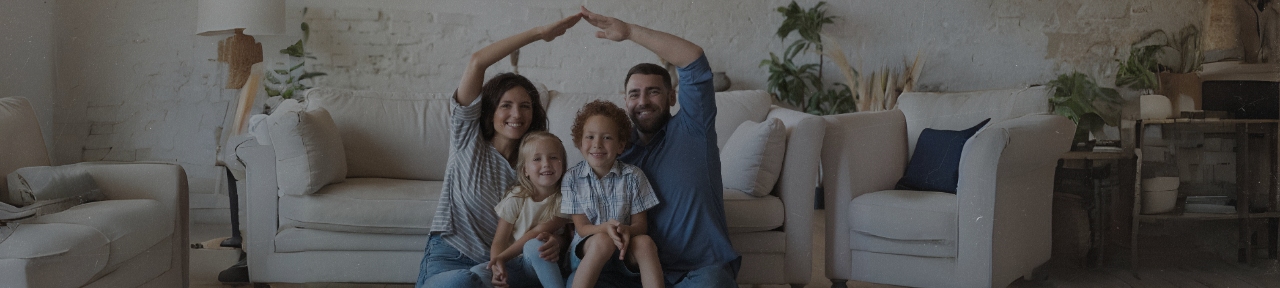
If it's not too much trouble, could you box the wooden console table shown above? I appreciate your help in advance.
[1132,118,1280,266]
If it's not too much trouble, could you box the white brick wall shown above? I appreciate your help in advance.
[33,0,1206,221]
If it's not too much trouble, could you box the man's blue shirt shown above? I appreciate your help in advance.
[619,54,741,280]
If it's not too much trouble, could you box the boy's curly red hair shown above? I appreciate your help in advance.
[570,100,632,150]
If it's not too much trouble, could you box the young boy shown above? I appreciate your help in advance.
[560,100,663,288]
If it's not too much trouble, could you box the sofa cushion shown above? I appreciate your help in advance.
[701,90,772,149]
[275,226,429,252]
[848,190,957,258]
[724,189,784,233]
[280,178,442,234]
[0,222,110,288]
[896,118,989,194]
[303,88,453,181]
[22,199,172,271]
[270,102,348,196]
[721,118,787,197]
[728,231,786,254]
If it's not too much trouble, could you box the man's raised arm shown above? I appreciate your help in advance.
[580,6,703,67]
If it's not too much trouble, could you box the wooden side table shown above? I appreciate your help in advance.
[1057,150,1131,267]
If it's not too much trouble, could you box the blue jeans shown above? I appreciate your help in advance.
[417,234,484,288]
[469,239,565,288]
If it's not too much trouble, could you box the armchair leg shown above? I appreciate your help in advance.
[831,279,848,288]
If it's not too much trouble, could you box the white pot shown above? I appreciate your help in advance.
[1141,189,1178,215]
[1141,177,1180,192]
[1140,94,1174,120]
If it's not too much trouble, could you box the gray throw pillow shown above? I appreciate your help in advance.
[720,118,787,197]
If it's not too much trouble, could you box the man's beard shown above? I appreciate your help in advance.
[630,108,671,135]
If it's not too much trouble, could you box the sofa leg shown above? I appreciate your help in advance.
[830,279,848,288]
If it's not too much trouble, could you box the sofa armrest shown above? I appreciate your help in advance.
[764,106,825,284]
[819,109,907,280]
[953,114,1074,284]
[237,142,279,275]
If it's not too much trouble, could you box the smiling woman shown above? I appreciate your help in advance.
[417,12,583,288]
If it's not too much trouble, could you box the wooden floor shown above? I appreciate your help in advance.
[1008,256,1280,288]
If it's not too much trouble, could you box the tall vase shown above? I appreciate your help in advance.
[1159,72,1202,115]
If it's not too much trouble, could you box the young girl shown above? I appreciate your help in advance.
[561,100,662,288]
[473,131,571,288]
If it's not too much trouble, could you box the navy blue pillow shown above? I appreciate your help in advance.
[895,118,991,194]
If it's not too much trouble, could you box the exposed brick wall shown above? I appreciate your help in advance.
[43,0,1206,221]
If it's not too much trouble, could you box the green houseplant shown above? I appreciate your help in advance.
[1048,72,1125,150]
[264,21,326,100]
[759,1,857,115]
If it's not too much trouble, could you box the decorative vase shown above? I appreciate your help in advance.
[713,72,731,92]
[1159,72,1202,113]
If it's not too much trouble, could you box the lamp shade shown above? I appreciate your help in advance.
[197,0,285,36]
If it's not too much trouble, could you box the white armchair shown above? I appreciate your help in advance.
[0,97,189,288]
[821,87,1074,288]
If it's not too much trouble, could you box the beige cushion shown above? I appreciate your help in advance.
[6,164,99,206]
[703,90,773,149]
[279,178,441,234]
[729,231,786,254]
[848,190,958,258]
[0,222,111,288]
[269,101,347,196]
[275,226,428,252]
[0,97,52,205]
[303,88,453,180]
[723,189,784,233]
[720,118,787,197]
[23,199,173,271]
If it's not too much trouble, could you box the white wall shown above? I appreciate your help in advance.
[28,0,1206,220]
[1,0,56,155]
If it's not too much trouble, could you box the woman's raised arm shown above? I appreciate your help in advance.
[455,13,582,105]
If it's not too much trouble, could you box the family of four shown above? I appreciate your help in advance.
[416,7,740,288]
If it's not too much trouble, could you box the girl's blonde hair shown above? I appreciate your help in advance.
[508,131,567,209]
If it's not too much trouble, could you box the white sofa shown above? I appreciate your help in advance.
[821,87,1074,288]
[0,97,189,288]
[237,87,823,286]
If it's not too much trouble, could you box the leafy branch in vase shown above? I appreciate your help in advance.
[264,22,326,99]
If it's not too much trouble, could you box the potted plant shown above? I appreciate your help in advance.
[1048,72,1125,151]
[759,1,857,115]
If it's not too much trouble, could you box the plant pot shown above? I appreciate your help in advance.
[1139,94,1174,119]
[1159,72,1201,112]
[1141,189,1178,214]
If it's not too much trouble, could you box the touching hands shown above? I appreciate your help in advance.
[535,232,562,262]
[603,219,632,260]
[538,13,583,42]
[581,6,630,42]
[488,259,508,287]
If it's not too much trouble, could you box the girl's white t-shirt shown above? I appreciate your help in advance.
[495,187,567,241]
